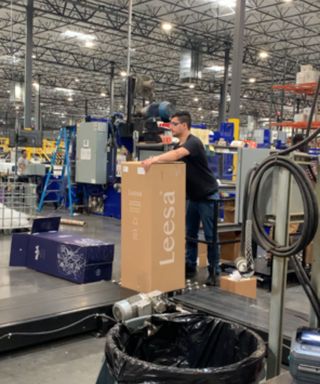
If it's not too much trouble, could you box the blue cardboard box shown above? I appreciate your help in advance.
[10,219,114,284]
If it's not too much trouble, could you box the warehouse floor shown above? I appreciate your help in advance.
[0,210,308,383]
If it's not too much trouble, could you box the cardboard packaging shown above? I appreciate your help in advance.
[121,161,186,293]
[198,242,208,268]
[10,220,114,283]
[220,232,241,262]
[220,276,257,299]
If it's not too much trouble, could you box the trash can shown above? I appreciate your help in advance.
[101,313,266,384]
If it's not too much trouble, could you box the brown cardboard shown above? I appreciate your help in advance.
[223,199,235,223]
[198,242,208,268]
[220,276,257,299]
[220,232,241,262]
[305,242,314,265]
[121,161,186,293]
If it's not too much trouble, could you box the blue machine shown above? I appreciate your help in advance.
[219,122,235,144]
[254,128,271,148]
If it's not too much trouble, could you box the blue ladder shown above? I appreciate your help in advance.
[37,126,75,216]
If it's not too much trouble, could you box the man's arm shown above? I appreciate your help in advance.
[142,147,189,171]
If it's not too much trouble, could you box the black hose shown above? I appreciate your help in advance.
[247,156,318,257]
[241,76,320,322]
[291,254,320,321]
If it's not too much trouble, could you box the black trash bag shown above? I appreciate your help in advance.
[104,313,266,384]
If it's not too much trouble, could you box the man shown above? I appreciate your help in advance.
[142,111,220,285]
[17,149,29,181]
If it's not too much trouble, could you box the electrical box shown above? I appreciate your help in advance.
[76,122,108,184]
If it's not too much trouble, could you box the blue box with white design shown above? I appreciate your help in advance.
[10,218,114,283]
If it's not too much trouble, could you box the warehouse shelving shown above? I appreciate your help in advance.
[272,81,320,129]
[272,82,318,95]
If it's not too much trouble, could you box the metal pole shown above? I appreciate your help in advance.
[24,0,33,129]
[280,59,287,123]
[110,61,115,115]
[309,162,320,328]
[218,47,230,126]
[35,74,41,131]
[85,99,88,116]
[127,0,133,77]
[126,0,133,121]
[267,167,291,379]
[230,0,246,119]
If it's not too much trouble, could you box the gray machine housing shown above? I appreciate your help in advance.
[76,122,108,184]
[289,329,320,384]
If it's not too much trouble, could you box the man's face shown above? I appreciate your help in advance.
[22,151,27,159]
[170,117,187,137]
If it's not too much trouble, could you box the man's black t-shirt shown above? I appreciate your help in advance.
[178,134,218,201]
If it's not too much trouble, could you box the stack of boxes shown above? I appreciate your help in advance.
[296,64,319,85]
[294,64,320,123]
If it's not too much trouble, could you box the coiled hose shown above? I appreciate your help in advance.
[241,76,320,322]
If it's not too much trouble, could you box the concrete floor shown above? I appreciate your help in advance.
[0,209,309,383]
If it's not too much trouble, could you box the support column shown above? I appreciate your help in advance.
[24,0,34,129]
[230,0,246,119]
[126,0,133,123]
[35,74,41,131]
[85,99,88,116]
[218,47,230,126]
[267,168,291,379]
[110,61,115,115]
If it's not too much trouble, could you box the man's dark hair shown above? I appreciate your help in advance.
[172,111,192,129]
[21,149,27,155]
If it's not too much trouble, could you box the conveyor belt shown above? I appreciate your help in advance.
[174,287,308,365]
[0,282,134,353]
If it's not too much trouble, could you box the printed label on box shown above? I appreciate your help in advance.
[137,167,146,175]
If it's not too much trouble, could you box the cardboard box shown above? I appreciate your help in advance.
[223,199,235,223]
[10,232,114,283]
[220,276,257,299]
[121,161,186,293]
[305,242,314,265]
[220,232,241,262]
[198,242,208,268]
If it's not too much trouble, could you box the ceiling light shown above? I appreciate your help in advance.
[15,106,19,110]
[259,51,269,59]
[215,0,236,7]
[145,100,150,105]
[6,90,10,93]
[205,65,225,72]
[161,22,173,32]
[85,41,95,48]
[32,82,39,90]
[194,97,199,102]
[283,0,292,2]
[201,116,204,119]
[120,71,127,77]
[55,87,74,94]
[67,97,73,102]
[119,104,123,109]
[189,84,195,89]
[198,107,202,111]
[62,30,96,42]
[211,110,218,114]
[32,54,36,59]
[100,92,106,97]
[0,55,20,64]
[249,78,256,83]
[75,78,79,82]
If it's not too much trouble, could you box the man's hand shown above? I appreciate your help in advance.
[141,156,158,172]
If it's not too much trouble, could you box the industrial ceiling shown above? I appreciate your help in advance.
[0,0,319,130]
